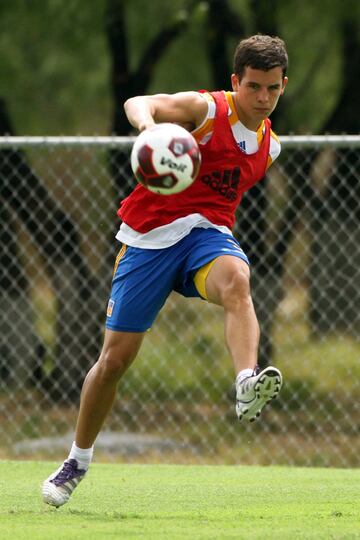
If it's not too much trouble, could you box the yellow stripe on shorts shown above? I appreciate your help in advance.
[193,258,218,300]
[113,244,127,277]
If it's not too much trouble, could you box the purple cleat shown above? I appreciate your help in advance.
[42,459,87,507]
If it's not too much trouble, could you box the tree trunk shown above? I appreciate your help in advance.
[0,201,46,388]
[308,18,360,335]
[105,0,195,203]
[0,98,102,402]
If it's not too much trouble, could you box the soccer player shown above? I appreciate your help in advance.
[43,34,288,507]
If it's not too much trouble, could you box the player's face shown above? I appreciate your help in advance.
[231,66,287,131]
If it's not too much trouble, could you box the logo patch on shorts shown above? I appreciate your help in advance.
[107,299,115,317]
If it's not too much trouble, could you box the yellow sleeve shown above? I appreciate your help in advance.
[266,129,281,170]
[192,92,215,144]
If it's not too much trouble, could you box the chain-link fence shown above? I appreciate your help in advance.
[0,135,359,467]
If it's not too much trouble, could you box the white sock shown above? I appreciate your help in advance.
[68,442,94,470]
[236,368,255,385]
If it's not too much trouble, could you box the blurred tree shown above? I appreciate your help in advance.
[0,98,101,401]
[0,97,45,387]
[0,0,110,135]
[308,12,360,335]
[105,0,204,199]
[0,0,353,135]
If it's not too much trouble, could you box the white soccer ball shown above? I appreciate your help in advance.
[130,123,201,195]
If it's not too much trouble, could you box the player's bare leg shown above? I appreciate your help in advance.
[42,330,145,507]
[205,256,259,373]
[205,256,282,421]
[75,329,145,448]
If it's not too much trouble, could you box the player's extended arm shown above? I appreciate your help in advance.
[124,92,208,133]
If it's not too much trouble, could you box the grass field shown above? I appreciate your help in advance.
[1,461,359,539]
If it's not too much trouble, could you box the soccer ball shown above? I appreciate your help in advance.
[130,123,201,195]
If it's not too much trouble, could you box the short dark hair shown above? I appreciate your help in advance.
[233,34,288,80]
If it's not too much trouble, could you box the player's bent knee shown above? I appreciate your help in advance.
[98,345,133,379]
[97,330,144,380]
[219,269,251,308]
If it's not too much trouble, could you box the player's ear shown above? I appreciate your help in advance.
[231,74,239,91]
[281,76,288,95]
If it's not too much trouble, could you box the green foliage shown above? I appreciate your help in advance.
[0,461,360,539]
[276,0,343,133]
[0,0,111,134]
[0,0,355,134]
[149,6,212,94]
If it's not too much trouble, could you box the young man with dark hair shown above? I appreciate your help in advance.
[43,34,288,507]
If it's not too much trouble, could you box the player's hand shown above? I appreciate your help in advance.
[138,122,156,133]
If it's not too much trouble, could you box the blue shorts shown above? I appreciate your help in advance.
[105,227,249,332]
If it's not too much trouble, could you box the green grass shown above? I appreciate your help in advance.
[1,461,359,539]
